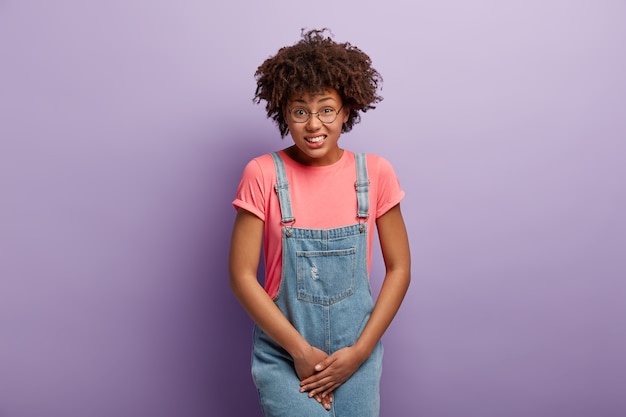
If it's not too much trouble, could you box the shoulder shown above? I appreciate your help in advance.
[363,153,398,177]
[240,153,277,181]
[245,152,277,171]
[363,153,406,214]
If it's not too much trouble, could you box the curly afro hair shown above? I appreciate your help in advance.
[254,28,383,138]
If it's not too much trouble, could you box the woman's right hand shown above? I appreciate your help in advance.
[229,211,333,410]
[293,345,333,410]
[293,345,328,380]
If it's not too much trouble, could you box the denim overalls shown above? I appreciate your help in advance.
[251,152,383,417]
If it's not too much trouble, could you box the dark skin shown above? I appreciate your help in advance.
[229,204,410,407]
[229,91,411,409]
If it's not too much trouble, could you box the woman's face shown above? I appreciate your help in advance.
[284,88,349,166]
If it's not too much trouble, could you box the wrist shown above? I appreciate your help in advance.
[352,339,373,362]
[287,338,312,361]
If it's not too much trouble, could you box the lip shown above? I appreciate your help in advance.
[305,134,326,142]
[301,135,325,149]
[303,135,327,148]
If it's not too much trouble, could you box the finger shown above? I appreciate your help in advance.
[308,380,336,398]
[313,378,343,398]
[318,392,333,410]
[313,393,331,411]
[301,373,334,392]
[300,374,322,387]
[301,367,329,384]
[321,385,339,399]
[322,396,333,410]
[300,379,326,394]
[300,370,330,388]
[314,354,336,372]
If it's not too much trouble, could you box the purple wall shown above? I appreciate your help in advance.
[1,1,625,416]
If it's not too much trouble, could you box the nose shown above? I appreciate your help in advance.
[305,112,322,130]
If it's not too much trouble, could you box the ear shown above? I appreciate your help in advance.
[341,106,350,124]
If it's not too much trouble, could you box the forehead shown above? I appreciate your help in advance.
[288,88,342,105]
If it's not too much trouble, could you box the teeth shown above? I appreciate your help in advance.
[307,136,325,143]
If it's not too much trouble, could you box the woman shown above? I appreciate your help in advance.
[229,28,411,416]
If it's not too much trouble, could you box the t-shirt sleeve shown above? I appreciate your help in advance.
[373,155,406,218]
[232,158,267,221]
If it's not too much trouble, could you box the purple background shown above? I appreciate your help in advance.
[1,1,625,416]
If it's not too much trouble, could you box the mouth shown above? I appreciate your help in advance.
[305,135,326,143]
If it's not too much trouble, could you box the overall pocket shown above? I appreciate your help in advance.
[296,247,356,305]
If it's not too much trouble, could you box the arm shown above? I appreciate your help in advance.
[228,208,333,409]
[299,203,411,397]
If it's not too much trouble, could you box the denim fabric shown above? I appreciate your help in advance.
[251,153,382,417]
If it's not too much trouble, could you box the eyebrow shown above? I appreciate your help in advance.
[290,97,336,105]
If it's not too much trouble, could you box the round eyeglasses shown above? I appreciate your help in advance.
[288,105,344,124]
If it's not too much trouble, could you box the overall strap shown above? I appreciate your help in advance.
[355,153,370,220]
[271,152,295,224]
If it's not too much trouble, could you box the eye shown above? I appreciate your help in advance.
[320,107,335,114]
[292,108,307,117]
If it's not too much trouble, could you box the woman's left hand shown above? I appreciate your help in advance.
[299,345,366,399]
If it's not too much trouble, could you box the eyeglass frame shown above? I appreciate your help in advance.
[287,105,345,124]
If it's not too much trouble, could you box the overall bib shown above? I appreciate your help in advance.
[251,152,383,417]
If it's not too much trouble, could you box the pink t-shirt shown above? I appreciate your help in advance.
[233,149,405,299]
